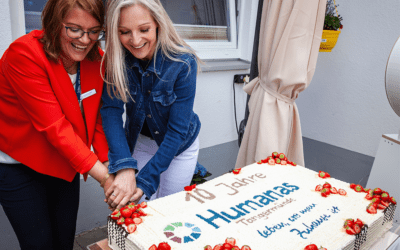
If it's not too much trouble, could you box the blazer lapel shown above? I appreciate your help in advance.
[49,60,87,144]
[80,59,103,145]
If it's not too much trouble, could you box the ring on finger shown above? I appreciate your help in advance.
[112,193,116,197]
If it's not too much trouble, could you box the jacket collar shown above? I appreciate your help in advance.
[125,47,163,75]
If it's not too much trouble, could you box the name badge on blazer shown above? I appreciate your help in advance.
[81,89,97,100]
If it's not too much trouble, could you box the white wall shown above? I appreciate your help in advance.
[0,0,12,54]
[297,0,400,157]
[195,70,249,149]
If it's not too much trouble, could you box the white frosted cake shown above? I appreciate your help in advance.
[108,161,396,250]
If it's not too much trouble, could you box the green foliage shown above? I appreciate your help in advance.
[324,0,343,31]
[190,171,212,185]
[324,14,342,30]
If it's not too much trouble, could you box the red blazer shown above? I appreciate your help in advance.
[0,30,109,182]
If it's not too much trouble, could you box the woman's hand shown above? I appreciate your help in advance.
[102,173,115,194]
[130,188,144,204]
[105,168,136,210]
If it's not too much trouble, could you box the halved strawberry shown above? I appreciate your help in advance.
[124,218,134,226]
[268,158,276,165]
[353,224,361,234]
[232,168,241,175]
[330,187,338,194]
[365,193,373,200]
[110,210,121,220]
[133,217,143,225]
[373,188,382,195]
[345,226,356,235]
[315,184,323,192]
[377,203,386,210]
[138,209,147,216]
[344,218,354,228]
[391,197,397,204]
[240,246,251,250]
[304,244,318,250]
[225,237,236,246]
[355,218,364,228]
[381,200,390,208]
[338,189,347,196]
[281,160,287,165]
[319,247,327,250]
[140,201,147,208]
[204,246,212,250]
[127,224,137,233]
[222,243,233,249]
[148,244,158,250]
[117,217,125,225]
[323,182,332,189]
[131,212,140,218]
[213,245,223,250]
[367,203,377,214]
[184,185,194,191]
[350,183,356,189]
[158,242,171,250]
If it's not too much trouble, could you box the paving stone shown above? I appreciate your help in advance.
[75,225,108,249]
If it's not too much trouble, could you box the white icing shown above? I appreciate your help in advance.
[108,163,395,250]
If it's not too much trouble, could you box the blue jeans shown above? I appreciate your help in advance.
[0,163,80,250]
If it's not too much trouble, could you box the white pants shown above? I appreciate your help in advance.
[132,134,199,203]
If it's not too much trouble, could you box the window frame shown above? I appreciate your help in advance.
[12,0,259,62]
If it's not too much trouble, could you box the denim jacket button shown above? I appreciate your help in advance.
[147,90,151,94]
[154,131,159,135]
[147,114,152,118]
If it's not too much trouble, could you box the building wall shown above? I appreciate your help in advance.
[0,0,12,51]
[296,0,400,157]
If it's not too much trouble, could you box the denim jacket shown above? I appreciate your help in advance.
[101,49,201,198]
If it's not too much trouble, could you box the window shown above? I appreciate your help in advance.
[160,0,237,48]
[22,0,242,59]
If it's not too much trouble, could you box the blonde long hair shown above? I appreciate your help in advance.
[102,0,201,103]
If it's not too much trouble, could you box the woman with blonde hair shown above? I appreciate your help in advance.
[0,0,112,249]
[101,0,202,209]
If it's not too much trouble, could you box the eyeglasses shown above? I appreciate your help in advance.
[63,24,105,41]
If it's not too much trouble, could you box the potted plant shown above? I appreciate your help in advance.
[320,0,343,52]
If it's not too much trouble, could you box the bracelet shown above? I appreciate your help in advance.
[100,173,110,188]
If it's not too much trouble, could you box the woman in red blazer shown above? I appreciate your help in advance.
[0,0,112,249]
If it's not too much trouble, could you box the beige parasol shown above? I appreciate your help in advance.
[235,0,327,168]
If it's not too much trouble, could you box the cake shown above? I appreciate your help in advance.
[107,158,396,250]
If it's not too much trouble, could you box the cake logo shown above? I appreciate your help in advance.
[163,222,202,244]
